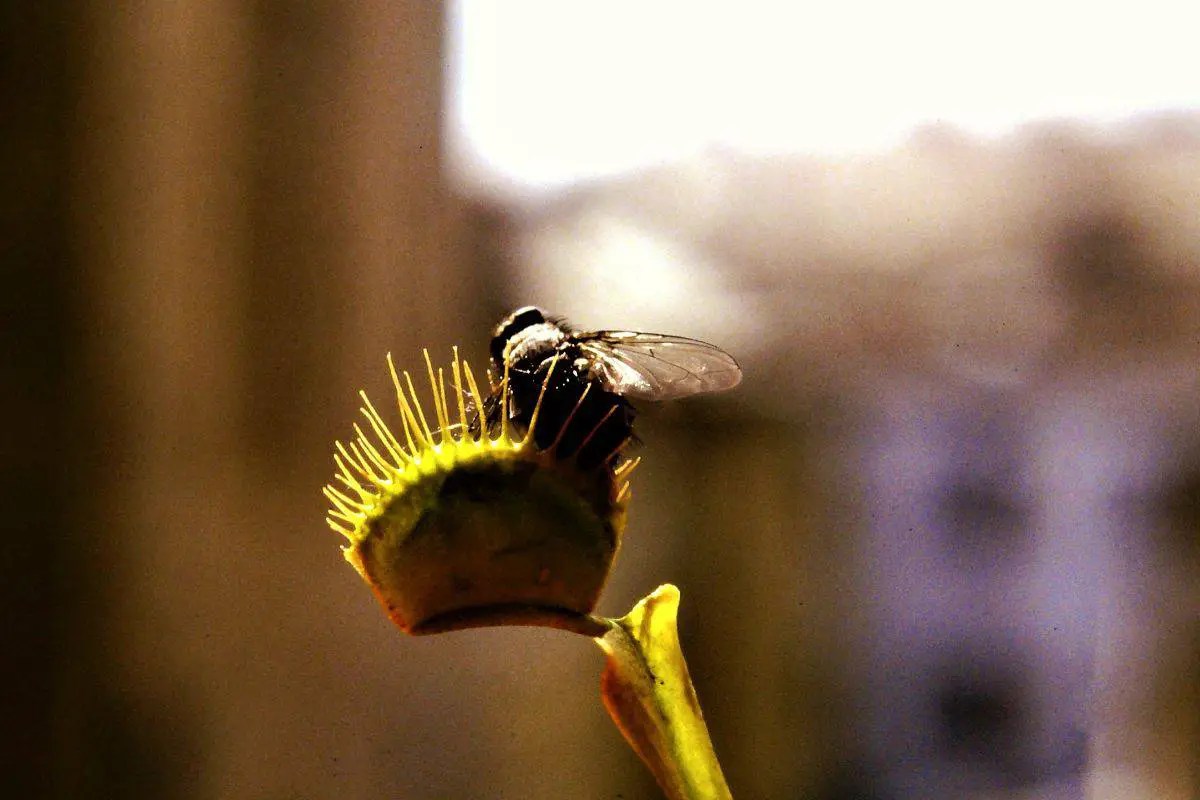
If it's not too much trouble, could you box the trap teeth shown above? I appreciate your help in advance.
[326,349,638,635]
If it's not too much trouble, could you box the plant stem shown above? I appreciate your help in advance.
[592,585,734,800]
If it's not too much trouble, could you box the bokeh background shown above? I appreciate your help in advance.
[6,2,1199,798]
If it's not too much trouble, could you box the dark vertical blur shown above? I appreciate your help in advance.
[2,4,74,798]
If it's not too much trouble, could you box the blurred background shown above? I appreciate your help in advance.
[6,1,1199,798]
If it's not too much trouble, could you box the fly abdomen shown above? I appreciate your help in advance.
[487,354,636,470]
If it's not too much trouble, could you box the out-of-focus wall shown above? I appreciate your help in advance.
[63,1,472,795]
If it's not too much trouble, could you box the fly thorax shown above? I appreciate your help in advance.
[505,323,567,371]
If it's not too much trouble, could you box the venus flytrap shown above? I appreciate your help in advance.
[325,347,733,798]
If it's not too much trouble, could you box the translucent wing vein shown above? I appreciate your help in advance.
[577,332,742,401]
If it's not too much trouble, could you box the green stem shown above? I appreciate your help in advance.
[592,585,733,800]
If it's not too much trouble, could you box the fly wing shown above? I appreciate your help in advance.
[577,331,743,401]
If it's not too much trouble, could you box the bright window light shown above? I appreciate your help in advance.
[449,0,1199,193]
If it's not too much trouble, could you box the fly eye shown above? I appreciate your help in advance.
[508,307,546,330]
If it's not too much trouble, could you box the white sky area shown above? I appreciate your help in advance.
[449,0,1199,193]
